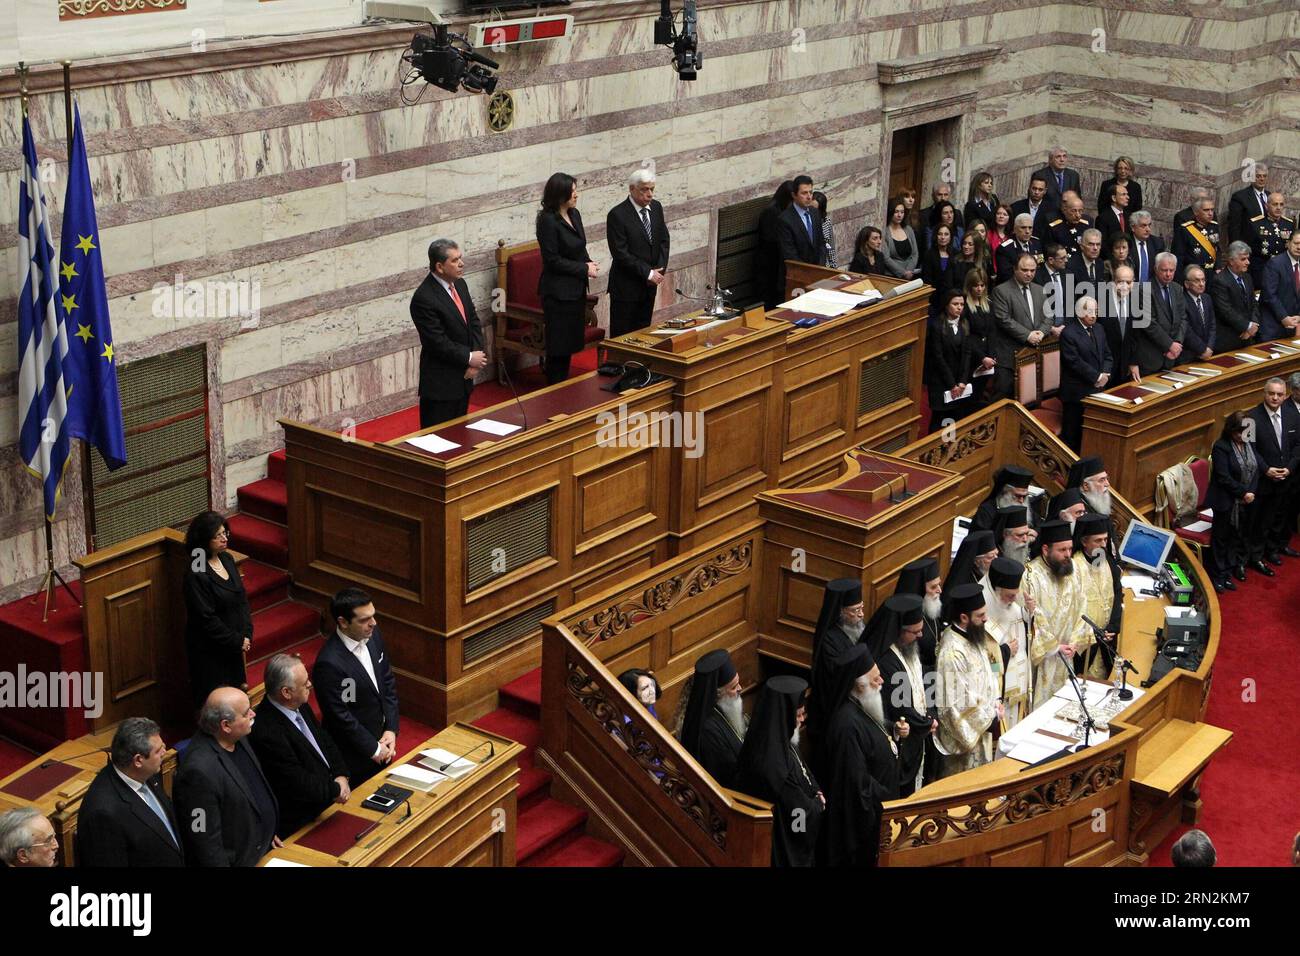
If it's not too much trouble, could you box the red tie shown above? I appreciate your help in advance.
[447,282,467,323]
[1117,212,1125,233]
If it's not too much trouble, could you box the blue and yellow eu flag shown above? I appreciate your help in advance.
[60,103,126,470]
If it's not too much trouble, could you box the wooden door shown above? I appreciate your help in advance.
[889,126,924,204]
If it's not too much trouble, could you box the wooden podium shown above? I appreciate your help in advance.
[1082,343,1300,516]
[260,723,522,867]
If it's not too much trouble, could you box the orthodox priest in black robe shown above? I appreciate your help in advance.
[736,676,824,867]
[1066,455,1113,517]
[942,530,998,607]
[970,464,1036,532]
[1049,486,1088,533]
[678,649,746,787]
[807,578,865,760]
[867,593,936,797]
[994,505,1034,564]
[821,644,902,866]
[1073,512,1123,679]
[893,556,944,785]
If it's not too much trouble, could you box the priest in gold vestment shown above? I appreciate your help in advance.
[1072,513,1122,680]
[1022,520,1093,704]
[934,583,1003,778]
[981,556,1034,728]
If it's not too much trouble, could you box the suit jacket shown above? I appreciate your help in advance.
[1097,292,1136,375]
[1229,185,1270,244]
[1125,234,1166,284]
[1247,403,1300,473]
[606,197,670,302]
[1094,205,1130,250]
[249,701,352,837]
[1180,289,1217,360]
[1260,252,1300,341]
[1058,319,1112,401]
[1209,269,1260,351]
[1034,165,1082,207]
[1010,198,1057,243]
[77,765,185,867]
[1130,281,1187,375]
[312,629,401,782]
[536,208,592,302]
[994,238,1044,285]
[926,317,974,392]
[410,273,483,401]
[963,196,999,232]
[1068,254,1105,289]
[777,203,827,267]
[1096,177,1142,218]
[1207,438,1264,512]
[756,201,789,307]
[990,279,1051,369]
[173,734,278,867]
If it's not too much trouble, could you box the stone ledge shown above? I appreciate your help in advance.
[879,44,1003,86]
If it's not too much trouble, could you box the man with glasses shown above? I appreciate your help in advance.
[0,808,58,867]
[971,464,1038,533]
[1179,265,1217,363]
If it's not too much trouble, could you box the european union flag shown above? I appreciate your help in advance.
[60,103,126,470]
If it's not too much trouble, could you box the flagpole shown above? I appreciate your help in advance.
[61,60,98,559]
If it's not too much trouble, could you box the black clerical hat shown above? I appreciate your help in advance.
[1050,487,1085,516]
[695,648,736,684]
[895,557,940,596]
[1067,456,1106,488]
[890,592,923,625]
[948,582,985,615]
[1038,519,1073,545]
[994,465,1033,490]
[987,556,1025,589]
[994,505,1029,533]
[1074,513,1109,539]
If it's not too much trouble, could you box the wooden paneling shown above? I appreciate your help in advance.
[103,582,158,703]
[784,368,849,458]
[311,486,424,599]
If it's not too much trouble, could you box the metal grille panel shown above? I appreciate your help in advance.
[858,346,913,416]
[89,346,208,548]
[873,433,908,455]
[465,491,552,591]
[715,196,771,308]
[464,600,556,665]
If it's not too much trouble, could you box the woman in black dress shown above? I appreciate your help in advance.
[961,268,997,407]
[1096,156,1142,219]
[183,510,252,706]
[920,223,957,313]
[536,172,600,384]
[926,288,976,432]
[848,226,888,276]
[1207,411,1265,593]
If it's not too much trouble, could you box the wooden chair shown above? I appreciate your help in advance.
[494,239,604,384]
[1154,456,1211,565]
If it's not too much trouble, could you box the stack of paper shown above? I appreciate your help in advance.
[467,418,522,437]
[406,434,460,454]
[417,748,478,779]
[779,289,874,317]
[386,762,446,792]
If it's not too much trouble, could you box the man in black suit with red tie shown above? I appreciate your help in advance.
[410,239,486,429]
[606,168,671,338]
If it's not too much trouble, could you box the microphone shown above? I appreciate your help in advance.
[438,739,494,773]
[1083,614,1139,700]
[467,49,499,69]
[39,747,108,770]
[1056,647,1096,750]
[495,338,529,433]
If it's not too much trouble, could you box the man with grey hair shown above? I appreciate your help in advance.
[1171,828,1217,867]
[1246,191,1293,302]
[1210,241,1261,349]
[1129,250,1186,377]
[78,716,184,867]
[994,212,1044,283]
[1058,294,1112,450]
[1245,377,1300,569]
[1068,227,1105,287]
[1173,195,1221,277]
[1033,146,1080,208]
[411,237,486,428]
[606,167,670,337]
[1172,186,1212,239]
[0,807,58,867]
[173,686,280,866]
[1229,161,1271,244]
[1126,210,1165,285]
[1180,264,1217,362]
[249,654,353,837]
[1048,192,1092,258]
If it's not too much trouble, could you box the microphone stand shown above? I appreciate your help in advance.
[1057,648,1096,750]
[1081,614,1139,701]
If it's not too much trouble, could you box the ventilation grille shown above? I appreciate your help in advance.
[873,433,908,455]
[465,491,552,591]
[89,346,208,548]
[464,599,556,665]
[715,195,772,309]
[858,346,912,416]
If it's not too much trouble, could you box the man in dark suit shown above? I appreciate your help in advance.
[1125,211,1166,285]
[606,168,670,338]
[1048,194,1092,258]
[1094,182,1131,250]
[1261,230,1300,343]
[990,253,1054,398]
[1128,252,1187,378]
[1180,265,1218,363]
[410,239,486,429]
[1033,146,1081,208]
[1228,162,1271,245]
[994,214,1045,285]
[756,180,794,310]
[1245,378,1300,570]
[1097,263,1137,380]
[1210,242,1261,350]
[1058,295,1112,451]
[1010,173,1057,243]
[78,717,185,867]
[777,175,827,274]
[1041,243,1071,325]
[173,687,279,867]
[250,654,352,838]
[313,587,401,785]
[1067,228,1105,289]
[1249,194,1296,334]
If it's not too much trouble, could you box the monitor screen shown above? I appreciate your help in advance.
[1117,520,1176,574]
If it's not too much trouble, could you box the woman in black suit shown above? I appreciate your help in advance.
[926,289,976,432]
[961,268,997,407]
[536,172,600,384]
[920,223,957,314]
[848,226,888,276]
[183,511,252,706]
[1096,156,1142,218]
[1207,411,1265,593]
[963,171,1000,233]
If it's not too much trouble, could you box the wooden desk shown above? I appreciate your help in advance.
[0,722,179,868]
[1082,344,1300,516]
[260,723,521,867]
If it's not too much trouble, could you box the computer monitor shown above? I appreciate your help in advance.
[1117,520,1176,574]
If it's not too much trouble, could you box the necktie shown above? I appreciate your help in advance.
[294,711,328,765]
[640,206,653,243]
[139,784,178,847]
[1118,298,1127,336]
[447,282,467,323]
[1161,284,1170,309]
[802,208,814,243]
[1293,261,1299,295]
[1260,191,1268,215]
[1022,285,1034,324]
[1138,242,1147,282]
[1236,275,1246,298]
[1087,261,1095,282]
[1056,171,1064,194]
[1118,211,1125,233]
[1195,296,1205,326]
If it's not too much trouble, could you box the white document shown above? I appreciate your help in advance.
[1091,392,1129,405]
[264,858,310,867]
[778,288,872,317]
[1006,737,1068,764]
[950,517,970,558]
[1121,574,1157,592]
[406,433,460,454]
[1234,352,1265,363]
[1180,519,1212,533]
[971,366,995,378]
[943,383,974,403]
[418,748,478,779]
[386,763,446,792]
[467,418,522,437]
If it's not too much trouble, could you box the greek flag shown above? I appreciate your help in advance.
[17,116,72,519]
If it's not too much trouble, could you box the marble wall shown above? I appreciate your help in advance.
[0,0,1296,601]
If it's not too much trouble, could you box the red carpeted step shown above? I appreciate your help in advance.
[354,406,422,443]
[0,736,38,780]
[227,513,289,568]
[522,832,624,868]
[236,477,288,525]
[267,449,287,483]
[516,765,552,812]
[498,668,542,718]
[516,798,588,864]
[240,560,290,614]
[249,601,322,663]
[246,634,325,691]
[471,708,540,764]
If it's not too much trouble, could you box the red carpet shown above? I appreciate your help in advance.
[1148,534,1300,867]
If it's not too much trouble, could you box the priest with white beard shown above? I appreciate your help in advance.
[1067,456,1113,517]
[994,505,1034,564]
[1023,520,1093,702]
[971,464,1038,533]
[1072,513,1122,680]
[981,556,1034,729]
[868,593,936,797]
[1049,487,1088,534]
[677,649,747,788]
[808,578,865,766]
[893,557,945,783]
[934,583,1003,778]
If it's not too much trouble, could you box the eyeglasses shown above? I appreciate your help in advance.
[27,835,59,849]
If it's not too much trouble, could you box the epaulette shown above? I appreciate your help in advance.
[1180,221,1194,228]
[1251,214,1264,222]
[1049,219,1063,227]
